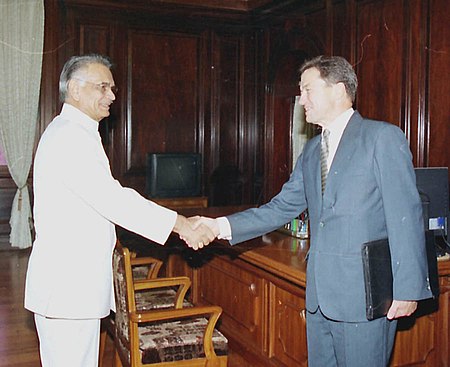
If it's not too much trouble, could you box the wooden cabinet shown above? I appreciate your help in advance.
[391,299,439,366]
[268,281,307,366]
[437,274,450,366]
[198,256,266,354]
[390,263,450,367]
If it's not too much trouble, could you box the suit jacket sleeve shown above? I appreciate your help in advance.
[61,125,177,245]
[226,153,308,245]
[372,124,431,301]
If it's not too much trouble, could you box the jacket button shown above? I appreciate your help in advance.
[319,221,325,227]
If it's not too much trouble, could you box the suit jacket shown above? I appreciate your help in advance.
[25,104,177,319]
[227,111,432,322]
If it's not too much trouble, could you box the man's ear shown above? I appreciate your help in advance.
[334,82,348,100]
[67,79,81,102]
[333,82,352,105]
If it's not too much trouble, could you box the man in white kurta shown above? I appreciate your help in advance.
[25,55,213,366]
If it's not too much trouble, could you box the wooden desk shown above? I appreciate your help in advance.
[151,196,208,209]
[120,206,450,367]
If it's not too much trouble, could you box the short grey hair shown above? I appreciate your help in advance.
[299,55,358,103]
[59,54,113,102]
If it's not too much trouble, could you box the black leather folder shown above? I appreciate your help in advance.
[361,238,393,320]
[362,234,440,321]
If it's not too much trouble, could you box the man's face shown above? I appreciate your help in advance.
[71,63,116,122]
[298,67,337,127]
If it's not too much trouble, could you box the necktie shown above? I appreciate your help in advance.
[320,129,330,195]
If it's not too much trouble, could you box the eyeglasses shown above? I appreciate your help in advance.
[73,78,118,95]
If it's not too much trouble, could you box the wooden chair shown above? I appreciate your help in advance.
[100,251,180,365]
[112,241,228,367]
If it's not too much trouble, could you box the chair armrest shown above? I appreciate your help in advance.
[130,305,223,360]
[134,276,191,309]
[130,256,163,279]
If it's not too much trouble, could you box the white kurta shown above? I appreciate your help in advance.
[25,103,177,319]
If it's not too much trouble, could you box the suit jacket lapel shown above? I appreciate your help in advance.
[309,136,322,200]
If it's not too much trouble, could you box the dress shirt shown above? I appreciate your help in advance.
[25,103,177,319]
[217,108,355,240]
[323,108,354,171]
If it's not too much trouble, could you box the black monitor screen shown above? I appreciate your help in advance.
[146,153,201,198]
[415,167,449,236]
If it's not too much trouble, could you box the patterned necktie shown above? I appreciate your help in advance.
[320,129,330,195]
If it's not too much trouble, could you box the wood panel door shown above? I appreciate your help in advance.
[269,281,307,367]
[391,300,439,366]
[436,274,450,366]
[197,256,266,353]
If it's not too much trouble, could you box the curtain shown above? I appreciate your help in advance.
[0,0,45,248]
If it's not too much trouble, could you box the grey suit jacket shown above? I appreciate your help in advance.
[227,111,432,322]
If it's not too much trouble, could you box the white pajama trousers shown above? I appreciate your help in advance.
[34,314,100,367]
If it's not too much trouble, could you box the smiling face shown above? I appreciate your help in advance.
[67,63,116,122]
[299,67,348,128]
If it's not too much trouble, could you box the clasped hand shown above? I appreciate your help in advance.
[174,215,219,250]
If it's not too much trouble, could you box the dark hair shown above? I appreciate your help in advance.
[59,54,113,102]
[299,55,358,102]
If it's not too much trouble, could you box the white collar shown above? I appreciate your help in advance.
[322,108,354,137]
[60,103,99,134]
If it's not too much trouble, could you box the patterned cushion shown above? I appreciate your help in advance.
[139,317,228,363]
[135,288,192,310]
[132,265,153,279]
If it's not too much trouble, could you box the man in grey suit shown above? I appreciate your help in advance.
[192,56,432,366]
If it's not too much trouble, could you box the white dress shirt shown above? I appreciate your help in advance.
[217,108,355,240]
[25,103,177,319]
[323,108,354,170]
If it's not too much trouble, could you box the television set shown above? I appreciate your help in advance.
[146,153,201,198]
[415,167,449,237]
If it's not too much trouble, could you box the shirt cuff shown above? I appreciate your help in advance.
[216,216,232,240]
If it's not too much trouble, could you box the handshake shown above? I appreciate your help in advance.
[173,215,220,250]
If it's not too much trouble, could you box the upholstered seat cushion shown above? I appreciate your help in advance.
[139,318,228,364]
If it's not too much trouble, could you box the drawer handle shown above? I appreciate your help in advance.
[249,283,257,294]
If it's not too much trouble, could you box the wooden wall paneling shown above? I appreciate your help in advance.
[427,0,450,172]
[78,22,120,166]
[238,32,262,204]
[125,29,202,193]
[198,30,213,198]
[354,0,405,127]
[261,28,277,202]
[209,31,261,205]
[40,0,63,137]
[78,24,110,56]
[262,6,326,200]
[403,0,429,167]
[331,0,356,63]
[250,30,266,204]
[212,33,241,166]
[45,0,450,207]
